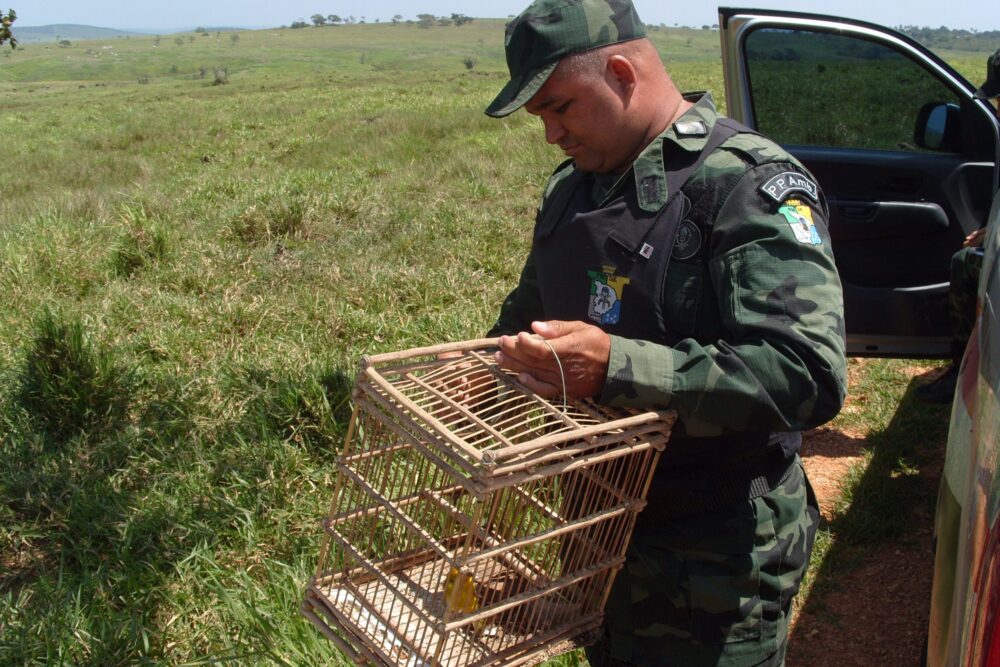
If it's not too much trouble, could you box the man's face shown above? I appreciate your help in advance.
[524,63,634,174]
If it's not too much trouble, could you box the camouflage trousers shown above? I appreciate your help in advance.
[949,246,984,359]
[586,456,818,667]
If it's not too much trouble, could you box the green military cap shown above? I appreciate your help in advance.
[975,48,1000,100]
[485,0,647,118]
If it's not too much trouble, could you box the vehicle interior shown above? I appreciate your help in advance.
[719,8,1000,357]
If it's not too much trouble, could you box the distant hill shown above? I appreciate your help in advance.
[13,24,145,44]
[898,26,1000,54]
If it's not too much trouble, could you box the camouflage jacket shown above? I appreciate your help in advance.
[489,94,847,437]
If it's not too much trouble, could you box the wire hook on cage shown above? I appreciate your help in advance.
[537,337,568,413]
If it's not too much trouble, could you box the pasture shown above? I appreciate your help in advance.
[0,20,981,665]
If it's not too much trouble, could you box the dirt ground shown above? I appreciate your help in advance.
[786,365,946,667]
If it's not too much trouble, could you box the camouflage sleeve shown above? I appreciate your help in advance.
[486,254,545,337]
[601,162,848,436]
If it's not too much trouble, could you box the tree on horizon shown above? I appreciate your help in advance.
[1,8,16,49]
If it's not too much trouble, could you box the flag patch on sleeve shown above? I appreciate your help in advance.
[779,199,822,246]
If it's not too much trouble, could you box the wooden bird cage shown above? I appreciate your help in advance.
[302,338,675,667]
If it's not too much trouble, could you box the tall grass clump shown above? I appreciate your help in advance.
[15,309,132,440]
[109,202,170,278]
[228,184,315,245]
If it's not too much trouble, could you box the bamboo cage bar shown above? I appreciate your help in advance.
[487,413,669,460]
[356,385,483,487]
[333,465,458,567]
[424,492,546,584]
[404,372,517,452]
[361,338,502,365]
[442,557,626,631]
[303,340,675,666]
[329,484,466,528]
[487,424,670,477]
[321,519,446,630]
[362,366,486,464]
[480,440,662,490]
[462,505,635,570]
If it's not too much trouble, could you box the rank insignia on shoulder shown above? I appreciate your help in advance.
[779,199,822,246]
[760,171,819,204]
[674,120,708,136]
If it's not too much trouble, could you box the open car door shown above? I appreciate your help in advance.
[719,8,999,357]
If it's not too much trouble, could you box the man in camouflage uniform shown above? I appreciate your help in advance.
[483,1,847,664]
[919,48,1000,403]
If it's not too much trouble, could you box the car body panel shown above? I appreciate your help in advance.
[928,187,1000,667]
[718,7,999,357]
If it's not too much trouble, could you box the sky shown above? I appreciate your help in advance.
[8,0,999,32]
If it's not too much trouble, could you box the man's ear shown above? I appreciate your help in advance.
[606,54,638,99]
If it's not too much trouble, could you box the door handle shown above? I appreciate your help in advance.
[838,202,878,220]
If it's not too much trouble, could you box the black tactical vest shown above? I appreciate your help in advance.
[531,118,800,514]
[533,119,746,344]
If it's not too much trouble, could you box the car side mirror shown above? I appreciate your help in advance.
[914,102,962,152]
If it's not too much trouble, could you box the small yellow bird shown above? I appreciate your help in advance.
[444,567,481,625]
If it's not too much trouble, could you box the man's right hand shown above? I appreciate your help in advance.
[495,320,611,399]
[964,228,987,248]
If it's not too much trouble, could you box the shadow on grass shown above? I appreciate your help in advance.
[787,376,951,658]
[0,311,354,663]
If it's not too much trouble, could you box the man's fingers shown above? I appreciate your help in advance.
[499,333,557,367]
[494,350,561,384]
[515,331,557,361]
[515,372,561,399]
[531,319,584,339]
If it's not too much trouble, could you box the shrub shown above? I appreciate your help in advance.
[15,310,132,439]
[462,57,477,70]
[213,68,229,85]
[1,8,16,49]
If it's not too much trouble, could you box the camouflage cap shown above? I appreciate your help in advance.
[975,48,1000,100]
[485,0,646,118]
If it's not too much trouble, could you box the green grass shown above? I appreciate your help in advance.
[0,20,967,665]
[795,358,950,616]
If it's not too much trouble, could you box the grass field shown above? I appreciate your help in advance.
[0,20,978,665]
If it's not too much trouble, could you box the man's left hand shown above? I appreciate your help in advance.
[495,320,610,399]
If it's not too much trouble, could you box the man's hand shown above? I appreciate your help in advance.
[436,350,479,407]
[495,320,610,399]
[964,228,987,248]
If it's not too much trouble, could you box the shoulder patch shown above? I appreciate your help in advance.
[779,199,823,246]
[760,171,819,204]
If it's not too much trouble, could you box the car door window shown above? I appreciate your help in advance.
[745,28,962,152]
